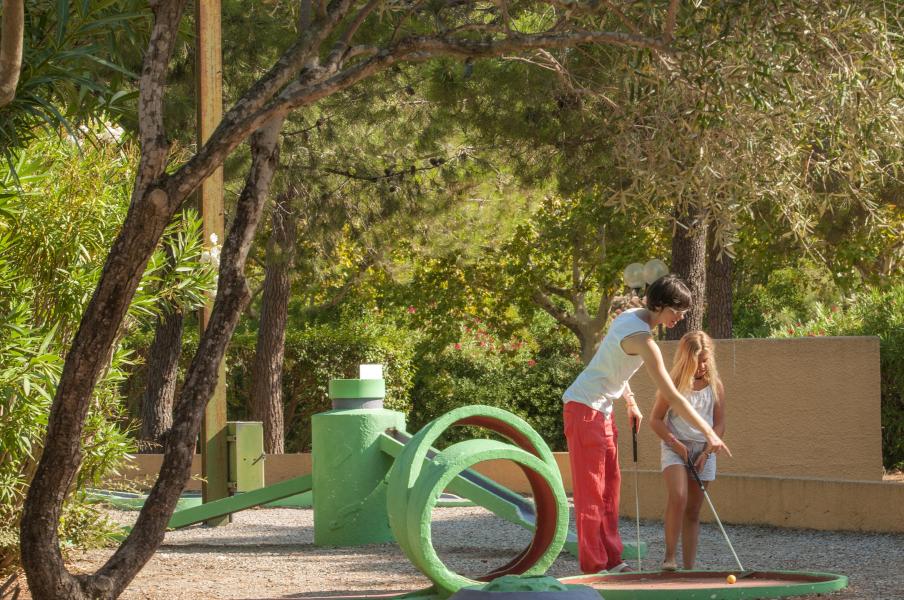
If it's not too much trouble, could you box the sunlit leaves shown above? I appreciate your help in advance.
[0,0,149,162]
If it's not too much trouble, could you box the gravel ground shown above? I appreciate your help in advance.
[44,505,901,600]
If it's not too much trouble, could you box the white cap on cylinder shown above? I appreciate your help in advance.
[359,364,383,379]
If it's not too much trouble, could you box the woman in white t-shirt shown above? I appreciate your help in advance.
[562,274,730,574]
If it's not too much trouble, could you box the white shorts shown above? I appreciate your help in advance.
[661,439,717,481]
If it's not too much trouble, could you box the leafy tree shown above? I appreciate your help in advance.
[409,1,904,345]
[19,1,687,597]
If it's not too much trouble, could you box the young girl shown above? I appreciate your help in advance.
[649,331,726,571]
[563,275,730,575]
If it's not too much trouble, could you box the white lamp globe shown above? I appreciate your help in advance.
[623,262,646,289]
[643,259,669,285]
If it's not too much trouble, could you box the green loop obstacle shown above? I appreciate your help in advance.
[387,405,569,596]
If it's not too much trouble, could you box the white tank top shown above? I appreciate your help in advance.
[666,385,715,442]
[562,308,651,416]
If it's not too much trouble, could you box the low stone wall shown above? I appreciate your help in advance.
[111,337,894,531]
[113,452,904,533]
[476,457,904,533]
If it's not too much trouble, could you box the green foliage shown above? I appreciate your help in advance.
[769,284,904,470]
[133,211,219,320]
[409,315,582,450]
[1,0,149,161]
[225,309,417,452]
[2,133,132,337]
[733,258,842,338]
[0,132,212,571]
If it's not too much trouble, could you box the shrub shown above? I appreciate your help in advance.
[734,258,842,338]
[0,134,147,571]
[225,310,417,452]
[410,315,582,450]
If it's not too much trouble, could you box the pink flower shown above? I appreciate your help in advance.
[527,359,537,367]
[787,328,794,334]
[407,306,416,314]
[831,305,840,313]
[454,343,462,350]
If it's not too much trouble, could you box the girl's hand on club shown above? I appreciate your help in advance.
[694,452,709,473]
[670,440,689,463]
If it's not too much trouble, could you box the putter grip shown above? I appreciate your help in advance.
[631,421,638,462]
[686,457,705,490]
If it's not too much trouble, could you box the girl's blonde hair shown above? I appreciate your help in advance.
[669,331,720,394]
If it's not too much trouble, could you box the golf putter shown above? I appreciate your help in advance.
[685,456,745,573]
[632,418,642,572]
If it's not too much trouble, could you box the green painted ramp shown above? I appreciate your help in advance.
[168,474,313,529]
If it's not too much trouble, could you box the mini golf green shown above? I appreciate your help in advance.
[559,570,848,599]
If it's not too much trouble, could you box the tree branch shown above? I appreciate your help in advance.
[601,0,642,37]
[131,0,189,205]
[327,0,382,68]
[542,282,571,301]
[663,0,680,44]
[531,288,582,333]
[168,24,667,212]
[298,0,314,31]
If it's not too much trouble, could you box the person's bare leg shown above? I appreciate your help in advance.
[681,477,707,569]
[662,465,687,569]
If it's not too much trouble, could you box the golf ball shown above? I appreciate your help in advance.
[726,574,737,584]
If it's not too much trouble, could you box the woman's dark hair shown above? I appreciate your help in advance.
[645,274,692,312]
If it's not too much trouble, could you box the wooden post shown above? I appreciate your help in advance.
[196,0,230,525]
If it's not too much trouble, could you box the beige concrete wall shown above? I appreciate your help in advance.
[108,338,888,529]
[111,453,314,492]
[472,458,904,533]
[112,452,904,532]
[613,336,884,481]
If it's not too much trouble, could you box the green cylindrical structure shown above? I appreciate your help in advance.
[312,407,405,546]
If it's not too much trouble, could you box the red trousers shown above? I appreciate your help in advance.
[564,401,623,573]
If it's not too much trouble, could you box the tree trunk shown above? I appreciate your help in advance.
[0,0,24,108]
[250,191,295,453]
[705,224,733,339]
[20,116,284,599]
[138,309,185,452]
[531,288,607,366]
[666,203,707,340]
[577,325,604,365]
